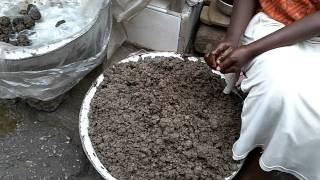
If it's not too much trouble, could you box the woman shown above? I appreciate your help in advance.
[205,0,320,180]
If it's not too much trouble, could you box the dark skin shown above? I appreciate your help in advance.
[205,0,320,74]
[204,1,320,179]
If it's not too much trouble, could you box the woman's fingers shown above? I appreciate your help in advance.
[205,53,217,69]
[216,47,233,64]
[217,56,234,71]
[211,43,232,57]
[205,42,235,70]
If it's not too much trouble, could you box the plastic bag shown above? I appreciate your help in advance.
[0,0,112,100]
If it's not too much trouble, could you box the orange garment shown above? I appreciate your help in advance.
[259,0,320,25]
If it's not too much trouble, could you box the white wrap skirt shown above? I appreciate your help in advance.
[232,12,320,180]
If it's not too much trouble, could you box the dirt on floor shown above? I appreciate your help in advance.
[89,57,243,180]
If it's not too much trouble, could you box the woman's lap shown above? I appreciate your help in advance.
[232,13,320,180]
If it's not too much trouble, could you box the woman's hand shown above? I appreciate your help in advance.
[204,0,258,70]
[217,45,253,74]
[204,0,258,71]
[204,40,237,70]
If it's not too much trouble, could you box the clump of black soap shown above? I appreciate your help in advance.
[19,10,28,15]
[0,26,13,35]
[12,15,36,32]
[0,16,12,43]
[0,34,9,43]
[15,23,26,32]
[12,17,24,27]
[0,16,11,27]
[27,4,42,20]
[55,20,66,27]
[0,4,41,46]
[23,16,35,29]
[12,17,25,32]
[17,34,31,46]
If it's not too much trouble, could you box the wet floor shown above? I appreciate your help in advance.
[0,105,17,135]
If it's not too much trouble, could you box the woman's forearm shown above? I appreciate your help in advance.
[248,11,320,57]
[226,0,258,45]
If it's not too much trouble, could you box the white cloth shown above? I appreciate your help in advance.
[232,12,320,180]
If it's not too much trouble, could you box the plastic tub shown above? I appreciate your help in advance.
[0,0,112,100]
[79,52,241,180]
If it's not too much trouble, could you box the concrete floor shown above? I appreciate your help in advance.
[0,43,140,180]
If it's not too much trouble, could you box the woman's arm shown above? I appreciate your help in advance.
[205,0,258,69]
[225,0,259,45]
[248,11,320,57]
[217,11,320,74]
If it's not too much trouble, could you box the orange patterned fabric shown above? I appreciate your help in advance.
[259,0,320,25]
